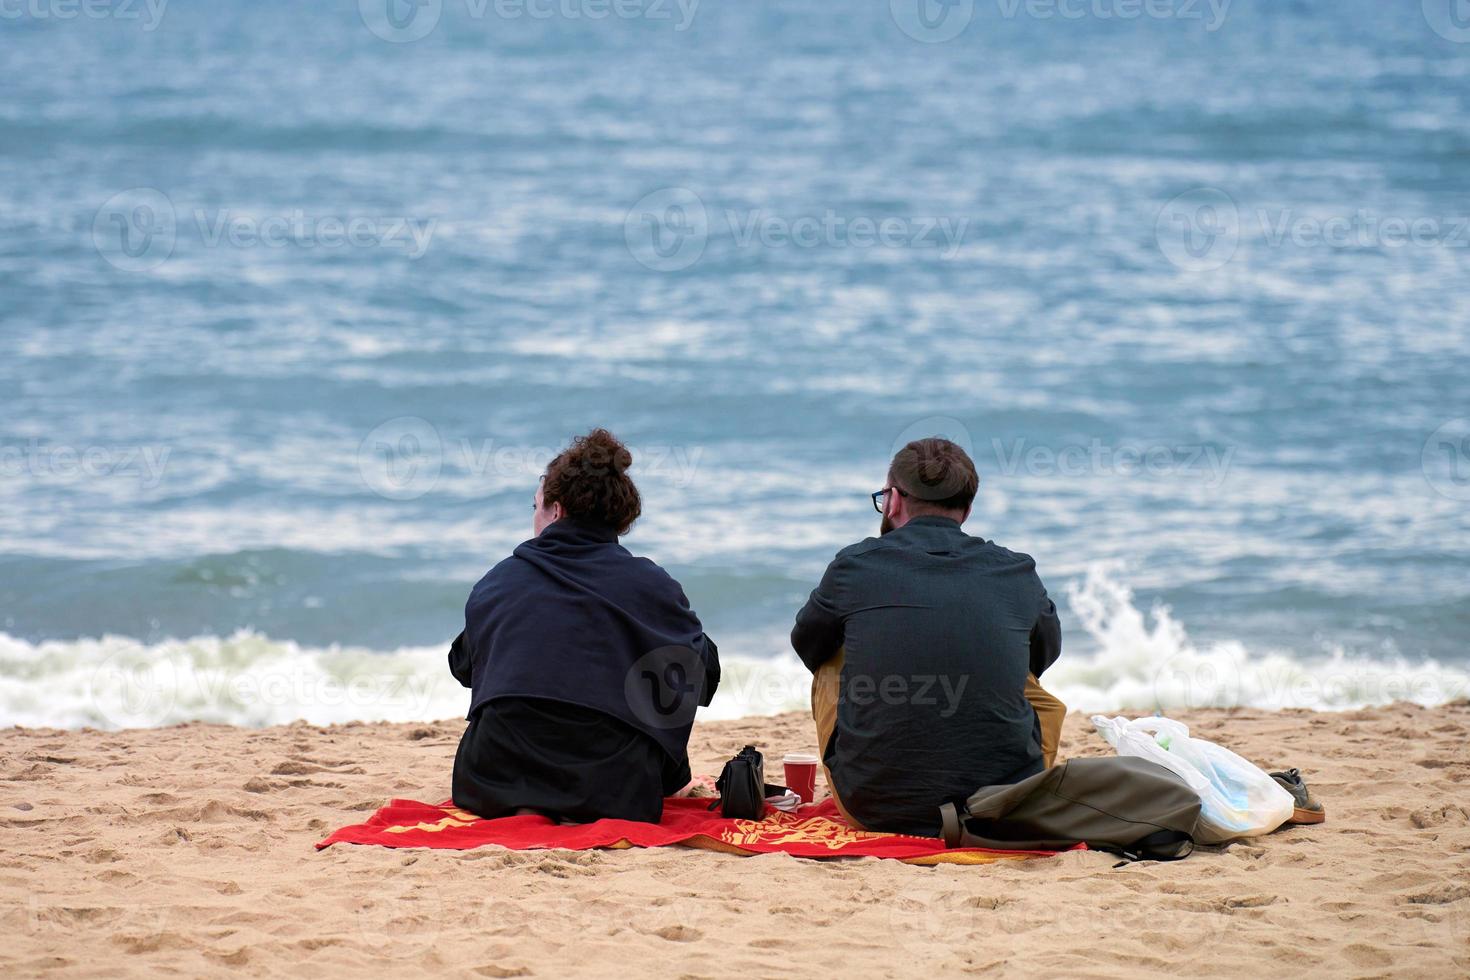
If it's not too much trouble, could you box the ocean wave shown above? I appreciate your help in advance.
[0,628,810,731]
[1,567,1464,731]
[1046,565,1470,713]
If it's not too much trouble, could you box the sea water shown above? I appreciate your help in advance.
[1,1,1467,728]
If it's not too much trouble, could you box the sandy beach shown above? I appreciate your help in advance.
[3,702,1467,978]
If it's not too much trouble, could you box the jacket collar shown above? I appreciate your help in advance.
[904,515,963,530]
[537,517,620,545]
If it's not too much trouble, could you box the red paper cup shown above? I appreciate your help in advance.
[783,752,819,804]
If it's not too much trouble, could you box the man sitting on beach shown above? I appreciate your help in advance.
[790,437,1066,836]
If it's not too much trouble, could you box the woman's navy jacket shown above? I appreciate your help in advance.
[452,518,720,763]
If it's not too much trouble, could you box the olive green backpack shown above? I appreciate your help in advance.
[940,756,1203,862]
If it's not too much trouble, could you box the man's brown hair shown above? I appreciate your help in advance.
[542,428,642,534]
[888,437,979,513]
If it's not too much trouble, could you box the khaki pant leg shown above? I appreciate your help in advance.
[810,647,866,829]
[1025,673,1067,768]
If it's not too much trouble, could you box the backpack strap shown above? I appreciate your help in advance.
[1113,829,1195,864]
[939,801,965,848]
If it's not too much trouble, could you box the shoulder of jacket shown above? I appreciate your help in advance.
[833,535,894,562]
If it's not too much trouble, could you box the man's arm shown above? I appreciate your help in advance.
[791,557,846,673]
[448,630,473,687]
[1029,592,1061,678]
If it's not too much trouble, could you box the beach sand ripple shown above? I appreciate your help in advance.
[2,704,1467,977]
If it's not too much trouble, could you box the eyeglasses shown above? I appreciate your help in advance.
[870,486,909,513]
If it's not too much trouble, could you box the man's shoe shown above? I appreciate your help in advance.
[1271,768,1326,824]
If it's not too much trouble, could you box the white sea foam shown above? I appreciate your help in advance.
[0,628,810,731]
[1,567,1464,731]
[1046,565,1470,713]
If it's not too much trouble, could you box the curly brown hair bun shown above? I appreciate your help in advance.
[542,428,642,534]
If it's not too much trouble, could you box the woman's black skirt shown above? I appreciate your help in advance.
[452,696,691,824]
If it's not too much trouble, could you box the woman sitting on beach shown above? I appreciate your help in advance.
[448,428,720,823]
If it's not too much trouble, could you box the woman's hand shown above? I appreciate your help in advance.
[673,774,718,798]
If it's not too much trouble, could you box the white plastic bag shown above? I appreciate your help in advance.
[1091,714,1294,844]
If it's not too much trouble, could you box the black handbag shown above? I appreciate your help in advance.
[711,745,766,820]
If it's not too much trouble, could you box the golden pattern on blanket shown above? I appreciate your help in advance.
[720,809,898,851]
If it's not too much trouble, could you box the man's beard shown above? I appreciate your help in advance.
[879,514,894,536]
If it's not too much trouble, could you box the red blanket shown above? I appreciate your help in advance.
[316,797,1068,865]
